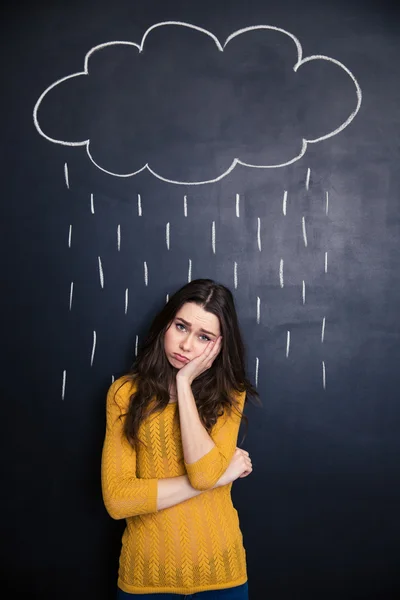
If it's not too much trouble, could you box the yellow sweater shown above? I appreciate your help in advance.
[101,376,248,595]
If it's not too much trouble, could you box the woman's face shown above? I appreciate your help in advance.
[164,302,221,369]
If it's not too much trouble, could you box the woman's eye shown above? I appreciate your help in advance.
[200,335,211,342]
[176,323,185,331]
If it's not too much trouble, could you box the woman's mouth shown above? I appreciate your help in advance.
[173,353,189,363]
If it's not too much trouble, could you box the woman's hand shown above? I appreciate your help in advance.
[176,336,222,385]
[215,447,253,487]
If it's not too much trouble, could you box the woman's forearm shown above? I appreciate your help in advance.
[157,474,221,511]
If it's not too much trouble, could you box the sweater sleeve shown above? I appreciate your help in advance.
[101,378,158,520]
[184,390,246,491]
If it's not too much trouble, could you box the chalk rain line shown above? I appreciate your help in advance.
[256,296,261,324]
[166,222,170,249]
[64,163,69,189]
[68,225,72,247]
[69,282,74,310]
[90,193,95,214]
[61,369,66,399]
[98,257,104,288]
[282,191,288,216]
[234,262,238,289]
[257,218,261,251]
[212,221,216,254]
[306,167,311,191]
[90,331,96,366]
[138,194,142,216]
[125,288,129,314]
[236,193,240,217]
[255,357,259,388]
[117,225,121,251]
[188,259,192,282]
[184,195,188,217]
[144,261,148,286]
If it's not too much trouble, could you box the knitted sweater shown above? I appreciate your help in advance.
[101,376,248,595]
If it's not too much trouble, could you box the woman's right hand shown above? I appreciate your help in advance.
[216,447,252,487]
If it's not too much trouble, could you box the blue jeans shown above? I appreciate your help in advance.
[116,581,248,599]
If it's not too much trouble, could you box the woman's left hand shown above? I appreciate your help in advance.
[176,336,223,385]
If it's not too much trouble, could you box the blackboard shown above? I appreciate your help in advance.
[2,0,400,598]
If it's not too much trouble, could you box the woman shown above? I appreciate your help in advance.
[101,279,261,598]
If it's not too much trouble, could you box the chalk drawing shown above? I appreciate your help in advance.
[325,191,329,215]
[257,296,260,324]
[279,259,284,288]
[255,357,259,387]
[144,261,148,286]
[325,251,328,273]
[90,193,95,214]
[286,331,291,358]
[184,195,188,217]
[302,280,306,305]
[91,331,96,366]
[64,162,69,189]
[234,262,238,289]
[138,194,142,216]
[33,21,362,185]
[61,369,66,400]
[135,335,139,357]
[306,167,311,191]
[69,281,74,311]
[111,374,115,383]
[117,225,121,251]
[257,218,261,251]
[212,221,216,254]
[166,294,169,304]
[166,222,170,250]
[236,194,240,218]
[188,259,192,283]
[125,288,128,314]
[321,317,326,343]
[98,256,104,288]
[302,216,308,247]
[282,191,287,216]
[68,225,72,248]
[322,361,326,390]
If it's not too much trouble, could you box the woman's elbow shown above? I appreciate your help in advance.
[187,473,219,491]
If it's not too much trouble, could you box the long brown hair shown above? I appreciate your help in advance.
[119,278,262,450]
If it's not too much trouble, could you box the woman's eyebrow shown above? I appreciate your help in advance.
[176,317,217,337]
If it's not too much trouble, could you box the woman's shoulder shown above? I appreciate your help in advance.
[106,375,138,411]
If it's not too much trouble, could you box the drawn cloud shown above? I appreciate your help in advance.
[33,21,362,185]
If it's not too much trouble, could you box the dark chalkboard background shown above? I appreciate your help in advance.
[2,0,400,598]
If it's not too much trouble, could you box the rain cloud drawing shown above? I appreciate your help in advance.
[33,21,362,185]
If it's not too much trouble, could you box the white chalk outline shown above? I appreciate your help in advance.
[212,221,216,254]
[257,296,261,324]
[302,216,308,247]
[279,258,284,288]
[98,256,104,288]
[125,288,128,314]
[286,330,291,358]
[184,195,188,217]
[90,193,95,214]
[282,191,287,216]
[236,193,240,217]
[166,222,170,249]
[257,217,261,251]
[302,280,306,305]
[61,369,66,400]
[33,22,362,185]
[322,360,326,390]
[325,191,329,215]
[68,225,72,248]
[306,167,311,190]
[188,258,192,283]
[117,224,121,251]
[325,251,328,273]
[144,261,148,286]
[64,163,69,188]
[91,330,96,367]
[255,357,259,388]
[234,261,238,289]
[138,193,142,216]
[69,281,74,310]
[135,335,139,357]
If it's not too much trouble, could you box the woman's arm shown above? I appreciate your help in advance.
[176,377,246,491]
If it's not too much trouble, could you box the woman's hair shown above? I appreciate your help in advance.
[118,278,261,451]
